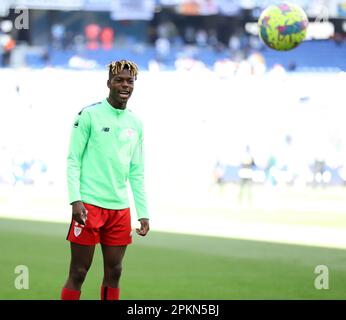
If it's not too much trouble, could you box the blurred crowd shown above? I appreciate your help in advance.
[0,9,345,190]
[213,135,346,191]
[0,145,50,187]
[1,8,345,73]
[1,16,269,73]
[0,84,53,187]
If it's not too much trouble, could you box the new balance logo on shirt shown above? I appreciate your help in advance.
[102,127,110,132]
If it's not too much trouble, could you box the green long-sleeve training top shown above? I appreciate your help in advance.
[67,98,149,220]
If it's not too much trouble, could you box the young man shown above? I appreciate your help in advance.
[61,60,149,300]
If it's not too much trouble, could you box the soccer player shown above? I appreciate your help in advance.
[61,60,150,300]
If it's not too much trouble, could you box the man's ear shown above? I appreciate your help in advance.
[107,79,111,88]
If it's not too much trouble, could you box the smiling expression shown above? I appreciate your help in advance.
[107,68,135,109]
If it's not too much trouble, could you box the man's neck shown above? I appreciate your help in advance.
[107,97,126,110]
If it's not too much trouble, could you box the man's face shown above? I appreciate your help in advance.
[107,68,135,106]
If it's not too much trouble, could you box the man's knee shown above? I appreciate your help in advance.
[105,264,122,280]
[70,266,89,284]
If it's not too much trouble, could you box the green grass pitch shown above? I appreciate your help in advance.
[0,217,345,300]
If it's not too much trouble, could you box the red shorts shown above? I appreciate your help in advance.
[66,203,132,246]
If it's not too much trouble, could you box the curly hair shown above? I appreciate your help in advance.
[107,60,139,80]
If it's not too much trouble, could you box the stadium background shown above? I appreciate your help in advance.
[0,0,346,299]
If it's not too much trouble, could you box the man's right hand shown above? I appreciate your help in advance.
[72,201,88,225]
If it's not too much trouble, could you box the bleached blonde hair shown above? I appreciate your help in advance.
[107,59,139,80]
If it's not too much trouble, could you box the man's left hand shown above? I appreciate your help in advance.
[136,218,150,236]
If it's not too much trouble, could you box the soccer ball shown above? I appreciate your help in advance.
[258,3,309,51]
